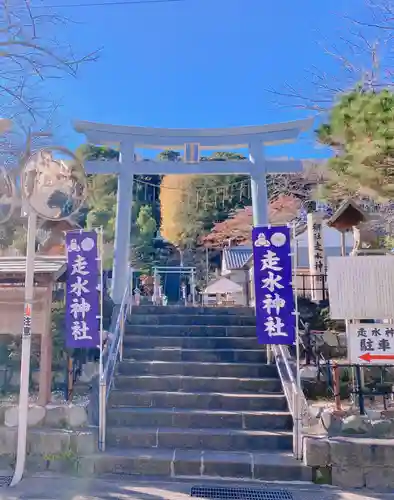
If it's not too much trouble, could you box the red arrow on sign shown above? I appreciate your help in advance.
[359,352,394,363]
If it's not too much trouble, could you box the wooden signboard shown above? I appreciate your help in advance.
[0,286,51,335]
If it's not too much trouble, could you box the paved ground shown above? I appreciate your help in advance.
[0,475,393,500]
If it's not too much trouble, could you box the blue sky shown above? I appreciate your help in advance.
[36,0,371,159]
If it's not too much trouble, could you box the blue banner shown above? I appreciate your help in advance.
[65,231,100,348]
[252,225,295,345]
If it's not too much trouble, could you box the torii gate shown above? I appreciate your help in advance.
[74,119,313,304]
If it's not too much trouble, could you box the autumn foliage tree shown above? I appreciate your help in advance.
[202,195,302,248]
[159,153,251,254]
[160,175,203,254]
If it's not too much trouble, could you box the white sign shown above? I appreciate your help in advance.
[348,323,394,365]
[327,256,394,319]
[307,214,325,274]
[307,213,325,301]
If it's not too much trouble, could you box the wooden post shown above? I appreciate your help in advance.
[38,285,53,406]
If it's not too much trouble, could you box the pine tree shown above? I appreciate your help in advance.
[317,88,394,203]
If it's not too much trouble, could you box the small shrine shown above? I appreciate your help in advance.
[0,256,66,405]
[327,198,386,255]
[326,198,368,232]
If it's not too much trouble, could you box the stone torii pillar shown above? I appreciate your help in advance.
[74,119,313,304]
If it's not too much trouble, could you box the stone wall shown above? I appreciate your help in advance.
[304,435,394,489]
[0,403,96,475]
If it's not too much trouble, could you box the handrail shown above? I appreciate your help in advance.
[98,269,132,451]
[273,343,315,460]
[273,345,297,415]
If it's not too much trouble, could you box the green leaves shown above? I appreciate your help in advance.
[317,88,394,202]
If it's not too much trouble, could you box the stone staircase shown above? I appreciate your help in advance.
[92,306,311,481]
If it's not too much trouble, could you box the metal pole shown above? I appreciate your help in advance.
[332,362,342,412]
[205,247,209,286]
[355,364,365,415]
[11,134,83,487]
[128,266,133,315]
[98,380,106,451]
[99,228,106,452]
[304,321,312,366]
[292,222,302,460]
[99,227,104,366]
[153,267,157,304]
[12,131,55,487]
[67,356,73,402]
[191,269,196,306]
[11,209,37,486]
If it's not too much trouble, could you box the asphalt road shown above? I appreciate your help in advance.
[0,475,393,500]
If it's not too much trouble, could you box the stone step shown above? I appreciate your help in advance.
[115,375,282,394]
[123,335,259,350]
[105,426,293,452]
[128,314,256,326]
[83,448,311,481]
[117,361,278,378]
[109,390,287,411]
[107,407,292,430]
[125,325,256,337]
[123,348,266,364]
[130,306,255,316]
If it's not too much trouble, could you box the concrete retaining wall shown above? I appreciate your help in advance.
[304,435,394,489]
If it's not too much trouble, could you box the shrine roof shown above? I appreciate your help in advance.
[0,256,66,280]
[74,118,313,149]
[223,246,253,270]
[327,199,369,231]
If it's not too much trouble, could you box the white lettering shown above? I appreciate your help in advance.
[261,271,284,293]
[261,250,282,272]
[71,321,92,340]
[262,293,286,315]
[70,297,91,320]
[70,276,89,297]
[264,316,288,337]
[71,255,89,276]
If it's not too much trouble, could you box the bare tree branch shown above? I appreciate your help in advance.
[0,0,100,170]
[267,1,394,111]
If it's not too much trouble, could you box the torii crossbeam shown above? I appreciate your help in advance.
[74,118,313,303]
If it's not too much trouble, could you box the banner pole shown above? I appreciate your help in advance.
[98,226,106,451]
[292,222,302,459]
[98,226,104,377]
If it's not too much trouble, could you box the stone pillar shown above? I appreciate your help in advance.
[249,141,272,362]
[249,141,268,226]
[307,213,325,301]
[112,142,134,304]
